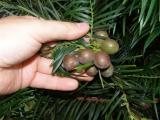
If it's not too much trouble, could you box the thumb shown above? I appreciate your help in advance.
[32,20,90,43]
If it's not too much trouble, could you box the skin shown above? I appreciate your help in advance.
[0,16,93,95]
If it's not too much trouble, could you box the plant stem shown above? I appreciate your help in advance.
[98,70,104,88]
[89,0,94,40]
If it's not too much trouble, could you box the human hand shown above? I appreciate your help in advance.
[0,16,93,95]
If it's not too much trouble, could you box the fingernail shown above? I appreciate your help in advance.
[76,22,89,29]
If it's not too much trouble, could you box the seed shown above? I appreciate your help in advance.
[78,49,95,64]
[101,64,114,77]
[101,39,119,54]
[95,30,109,38]
[86,66,98,76]
[62,55,79,71]
[94,51,110,69]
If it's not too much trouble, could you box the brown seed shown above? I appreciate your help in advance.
[95,31,109,38]
[41,45,51,51]
[62,55,79,71]
[101,64,114,77]
[78,49,95,64]
[86,66,98,76]
[94,51,110,69]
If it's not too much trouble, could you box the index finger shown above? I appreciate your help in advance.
[33,20,90,43]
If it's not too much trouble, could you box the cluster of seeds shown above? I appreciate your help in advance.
[62,31,119,78]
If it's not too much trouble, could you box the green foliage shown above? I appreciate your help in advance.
[0,0,160,120]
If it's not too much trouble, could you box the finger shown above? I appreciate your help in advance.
[33,20,89,43]
[30,72,78,91]
[71,73,94,82]
[37,57,52,74]
[37,57,94,81]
